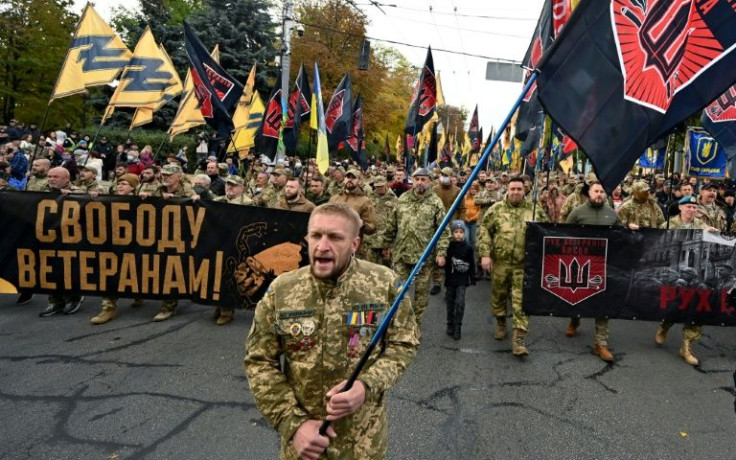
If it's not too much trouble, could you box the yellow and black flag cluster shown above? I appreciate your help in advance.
[103,26,183,129]
[50,3,132,101]
[169,45,220,140]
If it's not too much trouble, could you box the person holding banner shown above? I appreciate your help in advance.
[478,176,548,356]
[618,181,665,230]
[696,183,726,231]
[656,195,718,366]
[90,174,144,324]
[564,181,622,363]
[244,203,419,460]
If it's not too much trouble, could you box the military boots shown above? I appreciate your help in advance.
[655,324,669,346]
[494,316,507,340]
[679,339,699,366]
[91,310,117,325]
[512,329,529,356]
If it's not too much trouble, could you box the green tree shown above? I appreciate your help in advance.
[0,0,80,126]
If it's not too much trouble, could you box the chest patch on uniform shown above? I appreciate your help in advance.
[278,309,315,319]
[350,303,385,312]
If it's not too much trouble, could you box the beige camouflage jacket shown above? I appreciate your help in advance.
[477,196,548,265]
[618,198,665,228]
[244,259,419,459]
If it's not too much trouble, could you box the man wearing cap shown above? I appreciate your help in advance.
[379,167,450,327]
[329,168,377,256]
[618,180,665,230]
[327,166,346,197]
[564,181,622,362]
[478,176,548,356]
[139,163,199,321]
[25,158,51,192]
[257,165,289,208]
[656,195,718,366]
[90,174,145,325]
[275,177,315,213]
[209,175,254,325]
[430,167,466,295]
[560,173,597,222]
[364,176,397,267]
[75,165,102,194]
[696,182,726,231]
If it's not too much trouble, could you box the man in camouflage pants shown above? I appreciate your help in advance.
[364,176,396,267]
[379,168,450,328]
[478,176,548,356]
[245,203,419,459]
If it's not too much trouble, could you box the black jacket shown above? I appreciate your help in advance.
[444,240,475,287]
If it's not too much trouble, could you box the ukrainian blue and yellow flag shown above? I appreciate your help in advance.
[51,3,132,101]
[313,63,330,175]
[103,27,182,127]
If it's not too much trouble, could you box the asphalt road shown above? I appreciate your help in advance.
[1,280,735,460]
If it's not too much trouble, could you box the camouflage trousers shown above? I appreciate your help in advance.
[660,321,702,341]
[490,261,529,331]
[394,261,433,328]
[101,297,143,312]
[365,248,391,268]
[431,259,443,286]
[161,300,178,312]
[218,308,234,318]
[571,317,610,345]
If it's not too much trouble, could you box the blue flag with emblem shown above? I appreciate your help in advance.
[638,146,665,169]
[183,21,244,138]
[701,83,736,161]
[51,3,132,101]
[687,129,726,178]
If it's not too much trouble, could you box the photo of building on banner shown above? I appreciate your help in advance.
[686,129,728,179]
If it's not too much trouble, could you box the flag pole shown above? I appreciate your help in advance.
[154,137,168,162]
[663,133,676,229]
[30,104,52,163]
[319,72,540,436]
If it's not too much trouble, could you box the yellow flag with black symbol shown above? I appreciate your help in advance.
[232,63,258,130]
[130,44,184,129]
[104,27,183,127]
[231,92,265,156]
[50,3,132,101]
[169,45,220,140]
[436,71,445,108]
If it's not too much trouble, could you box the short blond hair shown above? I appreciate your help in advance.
[309,203,362,237]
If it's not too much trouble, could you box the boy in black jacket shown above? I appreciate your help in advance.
[444,220,475,340]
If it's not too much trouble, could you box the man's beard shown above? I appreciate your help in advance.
[141,175,154,184]
[590,198,605,208]
[285,192,298,201]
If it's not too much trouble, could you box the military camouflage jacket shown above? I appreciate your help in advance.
[151,182,195,198]
[477,196,548,265]
[618,198,665,228]
[364,192,398,250]
[329,187,377,235]
[661,216,708,230]
[473,189,501,212]
[257,183,284,208]
[559,185,586,222]
[74,179,102,194]
[25,175,51,192]
[696,201,726,231]
[244,259,419,460]
[214,194,254,206]
[379,189,450,264]
[136,180,161,196]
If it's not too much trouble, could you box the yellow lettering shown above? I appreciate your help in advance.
[60,200,82,244]
[158,205,185,252]
[189,256,209,299]
[140,254,160,294]
[118,253,139,292]
[17,249,36,288]
[98,252,118,291]
[111,202,133,245]
[56,250,77,290]
[85,202,107,244]
[35,200,57,243]
[39,249,56,289]
[162,256,186,294]
[212,251,223,301]
[136,204,156,246]
[78,251,96,290]
[185,206,206,249]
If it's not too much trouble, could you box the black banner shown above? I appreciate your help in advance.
[0,192,310,308]
[523,223,736,326]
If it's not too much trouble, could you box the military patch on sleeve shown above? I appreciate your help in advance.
[278,309,316,319]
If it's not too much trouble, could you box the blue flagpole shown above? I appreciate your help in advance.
[319,72,540,436]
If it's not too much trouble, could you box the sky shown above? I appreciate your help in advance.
[75,0,544,135]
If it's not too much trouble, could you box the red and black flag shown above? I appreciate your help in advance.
[384,134,391,161]
[515,0,553,157]
[283,63,312,155]
[537,1,736,191]
[405,47,436,134]
[183,22,243,138]
[701,84,736,160]
[427,121,438,165]
[469,106,482,153]
[346,93,368,168]
[326,74,353,151]
[255,70,283,161]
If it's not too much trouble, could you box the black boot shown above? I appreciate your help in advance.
[446,324,455,336]
[453,324,461,340]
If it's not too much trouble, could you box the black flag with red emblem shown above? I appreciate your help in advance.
[469,105,481,153]
[326,74,353,151]
[701,84,736,160]
[183,22,243,138]
[515,0,553,157]
[346,93,368,168]
[255,70,282,161]
[405,47,436,134]
[537,1,736,191]
[283,63,312,155]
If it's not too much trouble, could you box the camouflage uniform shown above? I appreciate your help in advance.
[559,183,586,222]
[618,198,665,228]
[136,179,162,196]
[25,174,51,192]
[696,200,726,231]
[379,188,450,326]
[477,196,548,332]
[658,216,708,343]
[257,183,285,208]
[329,185,377,257]
[244,259,419,460]
[364,187,397,266]
[74,179,101,194]
[473,188,501,214]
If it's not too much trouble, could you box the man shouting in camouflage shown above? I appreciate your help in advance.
[245,204,419,459]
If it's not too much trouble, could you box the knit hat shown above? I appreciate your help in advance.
[450,220,466,233]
